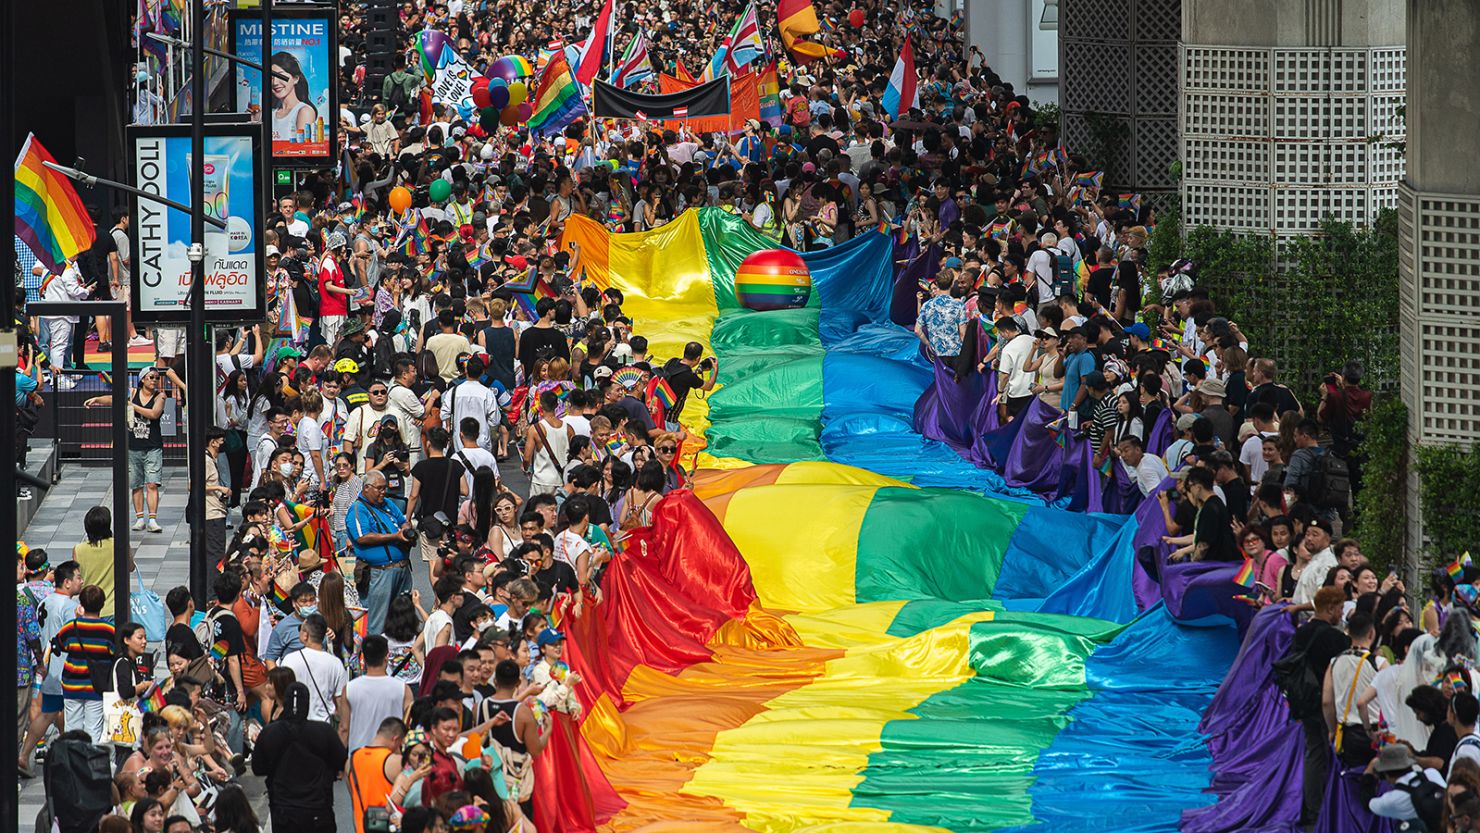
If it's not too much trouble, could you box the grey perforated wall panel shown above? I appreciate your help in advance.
[1179,42,1406,237]
[1059,0,1181,199]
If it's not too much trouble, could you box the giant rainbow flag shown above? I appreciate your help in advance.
[14,134,95,274]
[547,209,1245,832]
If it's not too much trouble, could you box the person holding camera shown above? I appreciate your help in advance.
[407,427,468,569]
[656,342,719,432]
[345,470,416,635]
[363,414,412,504]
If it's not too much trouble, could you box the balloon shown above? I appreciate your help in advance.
[506,81,528,108]
[499,54,535,78]
[487,79,510,111]
[489,57,517,83]
[500,105,521,126]
[388,186,412,213]
[471,78,492,109]
[848,8,865,27]
[428,179,451,203]
[480,108,500,132]
[516,102,533,122]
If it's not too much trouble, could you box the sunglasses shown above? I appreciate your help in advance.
[370,389,388,395]
[657,446,676,452]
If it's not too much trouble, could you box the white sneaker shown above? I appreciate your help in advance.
[131,517,146,531]
[55,376,76,390]
[129,334,152,347]
[146,518,163,533]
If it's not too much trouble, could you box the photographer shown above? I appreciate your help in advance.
[345,470,416,635]
[362,414,412,505]
[407,427,468,573]
[656,342,719,432]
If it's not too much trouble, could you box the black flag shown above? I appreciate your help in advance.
[591,77,732,120]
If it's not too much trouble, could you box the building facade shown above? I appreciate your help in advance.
[1398,0,1480,559]
[960,0,1060,106]
[1178,0,1405,255]
[1058,0,1182,203]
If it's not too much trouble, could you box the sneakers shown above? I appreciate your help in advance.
[146,518,163,533]
[98,341,112,352]
[53,375,76,390]
[129,334,152,347]
[131,516,146,531]
[18,488,33,501]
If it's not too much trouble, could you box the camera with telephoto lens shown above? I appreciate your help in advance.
[303,489,331,509]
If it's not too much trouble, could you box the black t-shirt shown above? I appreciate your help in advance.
[128,390,165,451]
[1086,266,1115,310]
[411,457,466,520]
[619,395,657,436]
[166,622,204,660]
[807,134,841,159]
[661,360,705,419]
[1193,496,1239,562]
[1247,383,1303,419]
[517,326,568,377]
[1291,619,1351,681]
[480,325,517,390]
[1222,480,1250,523]
[532,560,578,602]
[586,494,614,529]
[206,608,248,700]
[1424,722,1459,764]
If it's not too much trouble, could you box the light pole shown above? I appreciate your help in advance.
[187,0,208,604]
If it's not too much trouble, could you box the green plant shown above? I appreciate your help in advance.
[1083,111,1130,175]
[1034,103,1061,135]
[1416,443,1480,566]
[1147,205,1184,275]
[1350,397,1408,574]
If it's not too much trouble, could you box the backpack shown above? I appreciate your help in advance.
[41,737,114,833]
[1271,640,1325,720]
[1305,448,1352,511]
[1050,251,1079,300]
[387,72,414,113]
[1395,774,1446,832]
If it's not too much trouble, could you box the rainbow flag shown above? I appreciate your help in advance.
[1451,671,1469,691]
[756,61,783,127]
[1075,259,1091,298]
[1458,583,1479,607]
[527,48,587,139]
[1448,551,1471,580]
[1233,558,1256,588]
[138,681,167,714]
[1073,171,1104,190]
[14,134,95,274]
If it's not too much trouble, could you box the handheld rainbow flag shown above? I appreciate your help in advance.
[1118,193,1143,214]
[1096,455,1114,477]
[1458,583,1480,607]
[527,48,588,139]
[138,682,168,714]
[1073,171,1104,190]
[1448,551,1472,581]
[1450,671,1469,691]
[1075,258,1091,298]
[14,134,96,274]
[1233,558,1256,588]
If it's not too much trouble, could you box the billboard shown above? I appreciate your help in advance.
[129,124,266,322]
[229,8,337,163]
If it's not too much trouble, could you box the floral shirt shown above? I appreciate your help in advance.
[918,295,966,358]
[17,587,41,687]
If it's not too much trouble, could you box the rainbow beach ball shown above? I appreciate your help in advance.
[735,249,812,311]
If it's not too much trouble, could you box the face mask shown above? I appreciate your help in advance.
[298,604,318,617]
[477,619,495,633]
[278,462,295,477]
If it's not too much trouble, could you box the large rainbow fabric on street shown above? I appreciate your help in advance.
[555,210,1239,832]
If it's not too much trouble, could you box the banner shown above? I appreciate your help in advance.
[129,124,266,323]
[229,9,338,163]
[418,29,482,121]
[657,73,758,134]
[591,77,732,121]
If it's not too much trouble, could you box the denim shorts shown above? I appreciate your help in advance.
[128,448,164,488]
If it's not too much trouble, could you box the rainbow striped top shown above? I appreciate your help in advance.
[56,616,115,699]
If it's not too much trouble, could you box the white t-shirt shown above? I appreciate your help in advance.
[281,647,348,724]
[345,674,409,751]
[564,414,592,438]
[422,609,454,653]
[1122,453,1170,497]
[450,445,498,494]
[1240,431,1276,486]
[1025,248,1056,292]
[297,415,327,485]
[553,528,593,568]
[997,335,1037,398]
[1454,733,1480,778]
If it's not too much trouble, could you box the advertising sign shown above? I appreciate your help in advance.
[129,124,266,323]
[229,8,338,163]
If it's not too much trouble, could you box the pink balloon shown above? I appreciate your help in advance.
[516,102,533,122]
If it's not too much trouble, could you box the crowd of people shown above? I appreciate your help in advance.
[13,0,1451,831]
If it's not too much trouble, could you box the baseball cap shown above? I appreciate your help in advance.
[536,627,566,648]
[944,257,963,268]
[1083,371,1109,390]
[592,365,613,380]
[336,201,355,213]
[1176,413,1201,431]
[275,345,305,361]
[266,245,281,258]
[801,161,816,173]
[504,255,529,270]
[1126,322,1150,341]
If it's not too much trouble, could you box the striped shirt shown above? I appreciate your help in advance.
[56,616,115,699]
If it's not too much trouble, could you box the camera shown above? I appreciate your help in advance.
[700,357,716,371]
[418,510,452,542]
[303,489,331,508]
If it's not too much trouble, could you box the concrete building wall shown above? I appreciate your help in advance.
[965,0,1060,105]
